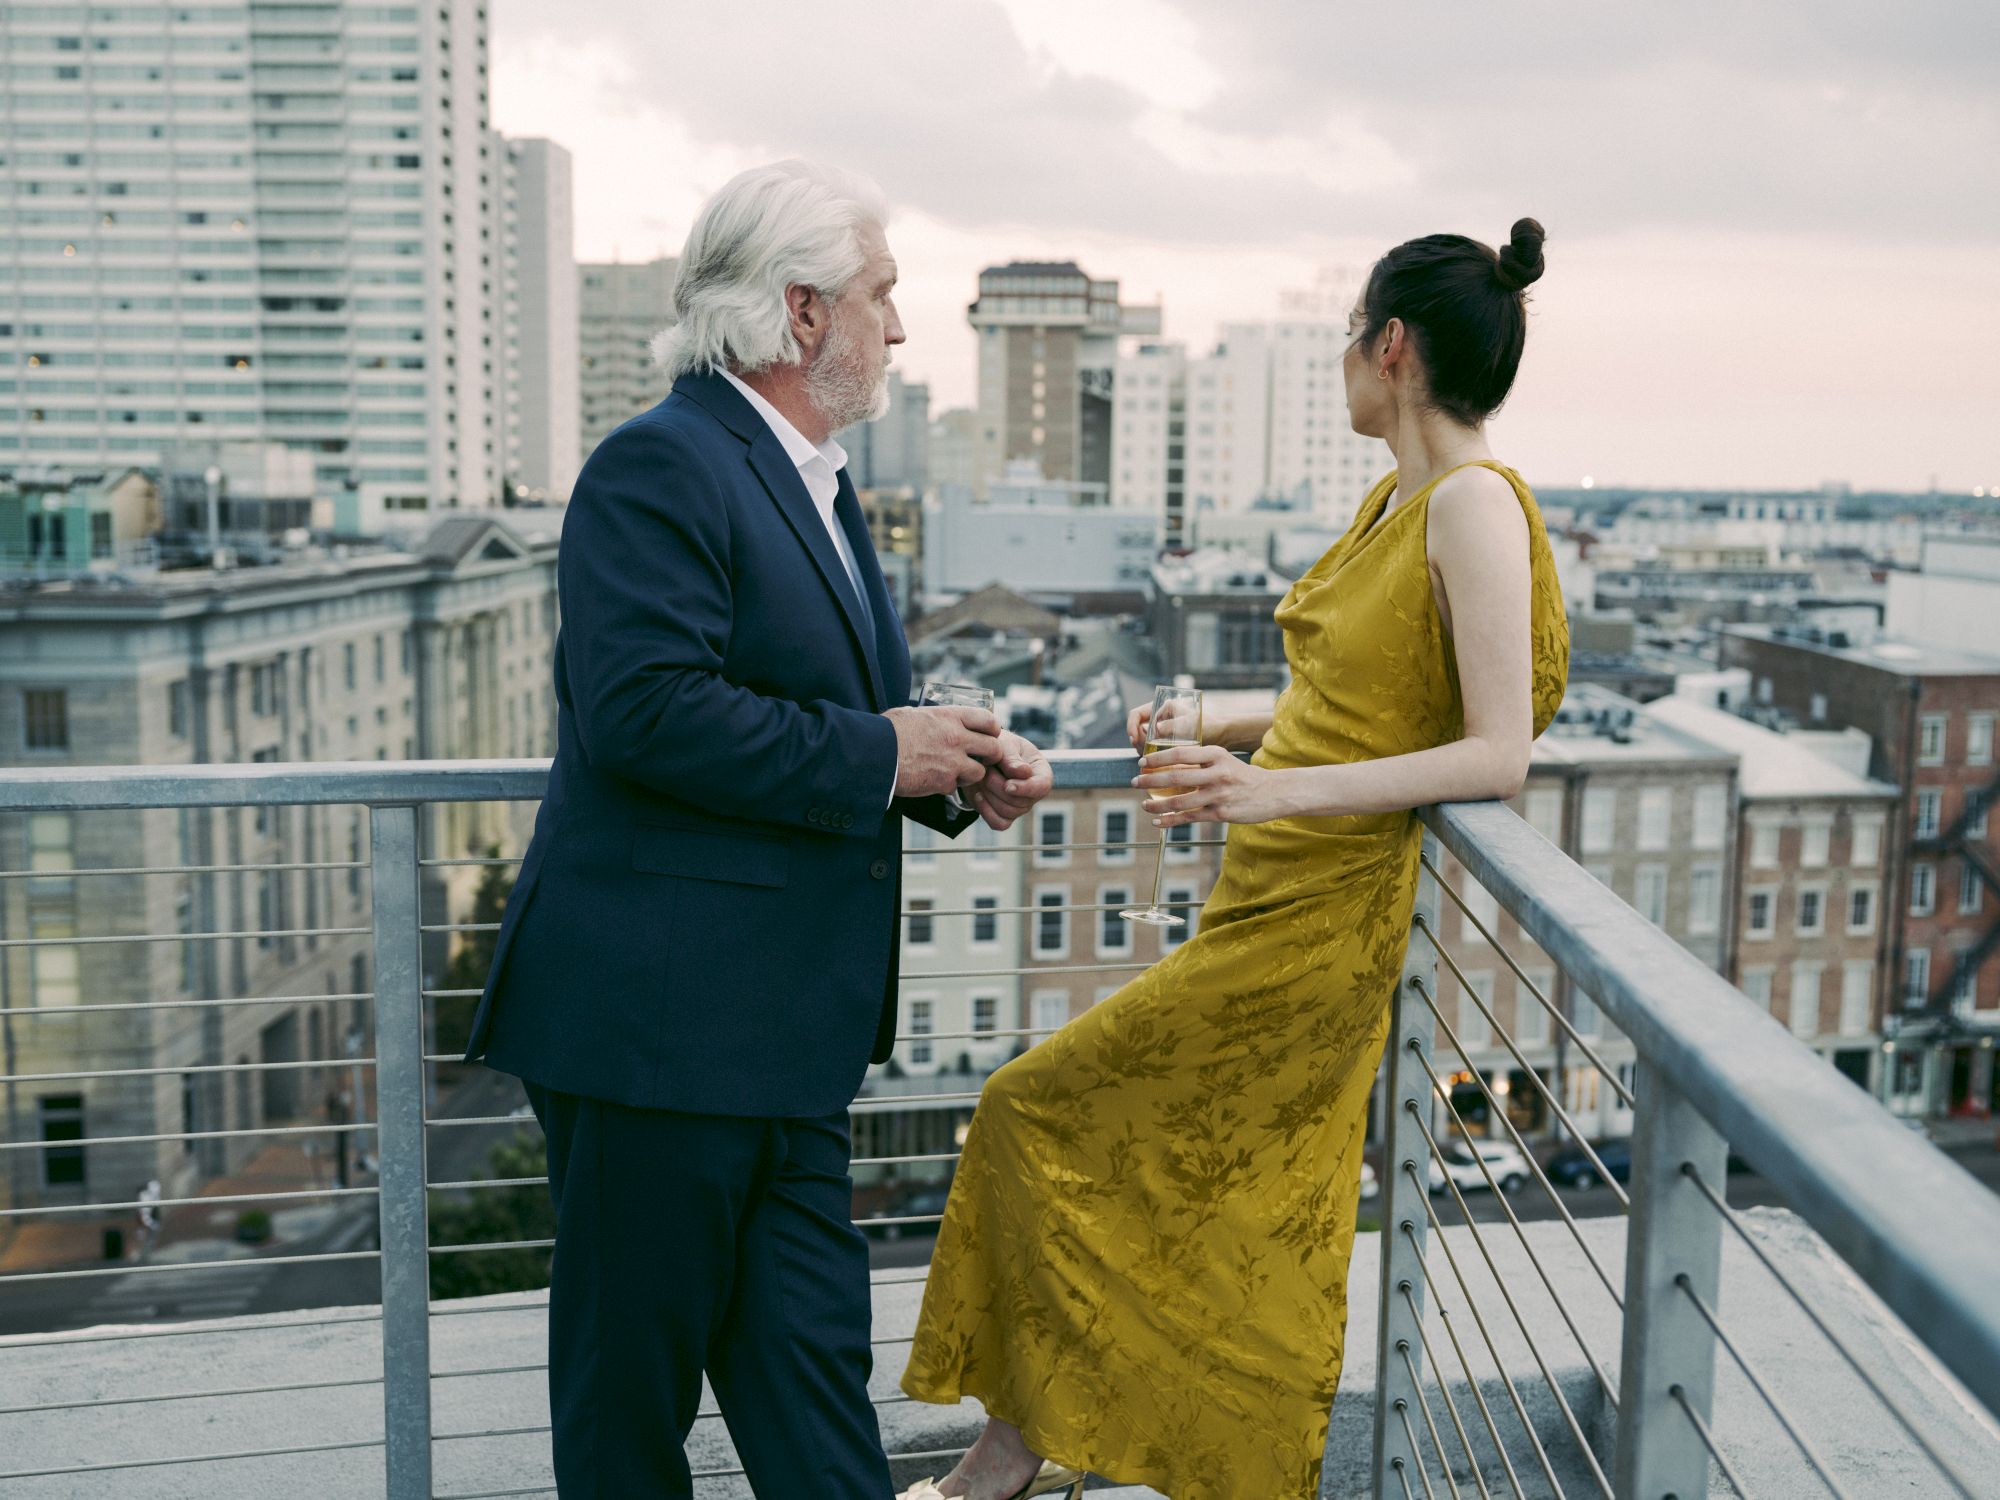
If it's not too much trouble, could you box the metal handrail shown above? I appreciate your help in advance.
[1422,798,2000,1421]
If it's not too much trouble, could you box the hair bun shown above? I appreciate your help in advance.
[1494,217,1546,292]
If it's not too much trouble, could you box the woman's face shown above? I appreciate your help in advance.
[1341,300,1390,440]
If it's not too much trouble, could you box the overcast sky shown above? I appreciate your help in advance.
[490,0,1999,493]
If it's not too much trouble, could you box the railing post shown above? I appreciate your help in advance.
[1374,827,1443,1499]
[370,803,434,1500]
[1615,1061,1727,1499]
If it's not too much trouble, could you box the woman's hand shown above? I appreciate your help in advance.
[1133,745,1297,826]
[1125,701,1155,753]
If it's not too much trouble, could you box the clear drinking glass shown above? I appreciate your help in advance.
[1122,684,1203,927]
[917,681,995,712]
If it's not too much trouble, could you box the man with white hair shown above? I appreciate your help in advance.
[463,160,1055,1495]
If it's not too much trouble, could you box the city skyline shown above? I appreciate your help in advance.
[489,0,1999,495]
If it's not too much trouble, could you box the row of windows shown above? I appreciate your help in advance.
[1738,959,1876,1040]
[1917,710,1996,767]
[1578,781,1731,855]
[1746,881,1876,940]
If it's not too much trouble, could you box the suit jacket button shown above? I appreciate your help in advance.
[808,808,822,824]
[869,859,890,880]
[840,812,854,829]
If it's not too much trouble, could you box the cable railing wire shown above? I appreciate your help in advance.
[1398,1335,1479,1500]
[1403,1253,1531,1500]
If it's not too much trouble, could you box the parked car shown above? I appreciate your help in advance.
[1427,1139,1531,1194]
[858,1182,953,1241]
[1546,1137,1633,1189]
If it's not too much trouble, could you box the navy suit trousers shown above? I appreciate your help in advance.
[525,1083,890,1499]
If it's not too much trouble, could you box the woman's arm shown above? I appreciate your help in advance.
[1126,704,1273,755]
[1136,468,1535,825]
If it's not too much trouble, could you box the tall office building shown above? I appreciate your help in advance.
[0,0,523,534]
[1184,321,1392,531]
[491,136,579,503]
[577,257,677,464]
[966,261,1160,497]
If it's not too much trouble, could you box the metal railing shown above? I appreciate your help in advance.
[0,755,1995,1499]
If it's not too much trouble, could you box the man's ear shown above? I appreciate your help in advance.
[788,282,827,357]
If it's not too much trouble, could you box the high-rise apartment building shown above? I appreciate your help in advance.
[0,0,528,534]
[491,136,578,503]
[577,257,676,464]
[1110,342,1182,540]
[1185,322,1392,532]
[967,261,1160,497]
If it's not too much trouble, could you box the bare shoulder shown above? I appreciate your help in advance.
[1427,465,1527,558]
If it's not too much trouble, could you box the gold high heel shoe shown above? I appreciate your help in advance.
[898,1460,1088,1500]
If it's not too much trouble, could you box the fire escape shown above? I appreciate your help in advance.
[1914,771,2000,1021]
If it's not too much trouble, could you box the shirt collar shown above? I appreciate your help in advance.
[721,369,848,479]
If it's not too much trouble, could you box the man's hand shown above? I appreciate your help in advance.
[885,706,1002,799]
[966,731,1053,831]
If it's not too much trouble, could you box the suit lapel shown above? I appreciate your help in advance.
[743,431,889,709]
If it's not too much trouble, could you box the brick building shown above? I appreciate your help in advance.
[1720,625,2000,1115]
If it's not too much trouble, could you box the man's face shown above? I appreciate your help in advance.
[805,224,903,429]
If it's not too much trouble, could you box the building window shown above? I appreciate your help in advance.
[971,993,998,1037]
[905,897,935,950]
[1032,989,1069,1041]
[908,996,933,1066]
[1635,864,1668,927]
[1162,883,1198,946]
[1967,790,1990,841]
[1570,990,1604,1037]
[1517,969,1554,1045]
[1035,806,1070,866]
[1918,713,1947,766]
[970,894,999,947]
[1909,863,1935,917]
[1851,815,1883,867]
[1969,713,1995,767]
[1688,865,1721,935]
[37,1095,87,1188]
[1809,692,1828,723]
[970,821,1001,866]
[374,634,386,683]
[1581,788,1617,854]
[1100,804,1136,863]
[1746,887,1776,939]
[1961,861,1985,916]
[169,679,190,738]
[1839,961,1873,1035]
[1692,784,1726,851]
[1848,882,1877,936]
[1740,968,1774,1010]
[1034,888,1068,958]
[1952,956,1978,1015]
[1637,787,1671,852]
[1457,971,1493,1049]
[905,822,937,867]
[1799,818,1831,869]
[1458,876,1499,935]
[1905,948,1930,1007]
[1524,786,1563,843]
[1099,889,1131,955]
[27,813,79,1009]
[1789,961,1823,1040]
[1165,821,1199,862]
[1914,790,1941,840]
[343,642,357,691]
[1749,819,1781,868]
[23,689,69,751]
[1796,884,1826,936]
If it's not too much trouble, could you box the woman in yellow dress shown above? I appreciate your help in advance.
[900,220,1571,1500]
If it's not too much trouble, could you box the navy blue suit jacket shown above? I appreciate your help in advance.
[464,371,975,1118]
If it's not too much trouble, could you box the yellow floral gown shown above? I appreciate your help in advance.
[901,461,1570,1499]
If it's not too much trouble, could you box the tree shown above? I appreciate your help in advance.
[433,849,513,1055]
[427,1131,553,1300]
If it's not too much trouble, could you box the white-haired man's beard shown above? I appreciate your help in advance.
[805,308,890,431]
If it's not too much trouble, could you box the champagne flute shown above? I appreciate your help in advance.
[1122,685,1203,927]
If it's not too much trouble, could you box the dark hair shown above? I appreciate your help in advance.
[1357,217,1545,426]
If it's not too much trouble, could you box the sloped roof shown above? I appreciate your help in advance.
[910,583,1062,643]
[417,515,530,569]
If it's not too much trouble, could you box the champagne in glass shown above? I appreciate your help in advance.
[1122,685,1203,928]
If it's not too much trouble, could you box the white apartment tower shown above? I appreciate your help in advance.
[0,0,516,532]
[577,256,677,464]
[1186,321,1392,531]
[491,135,578,502]
[1110,341,1182,543]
